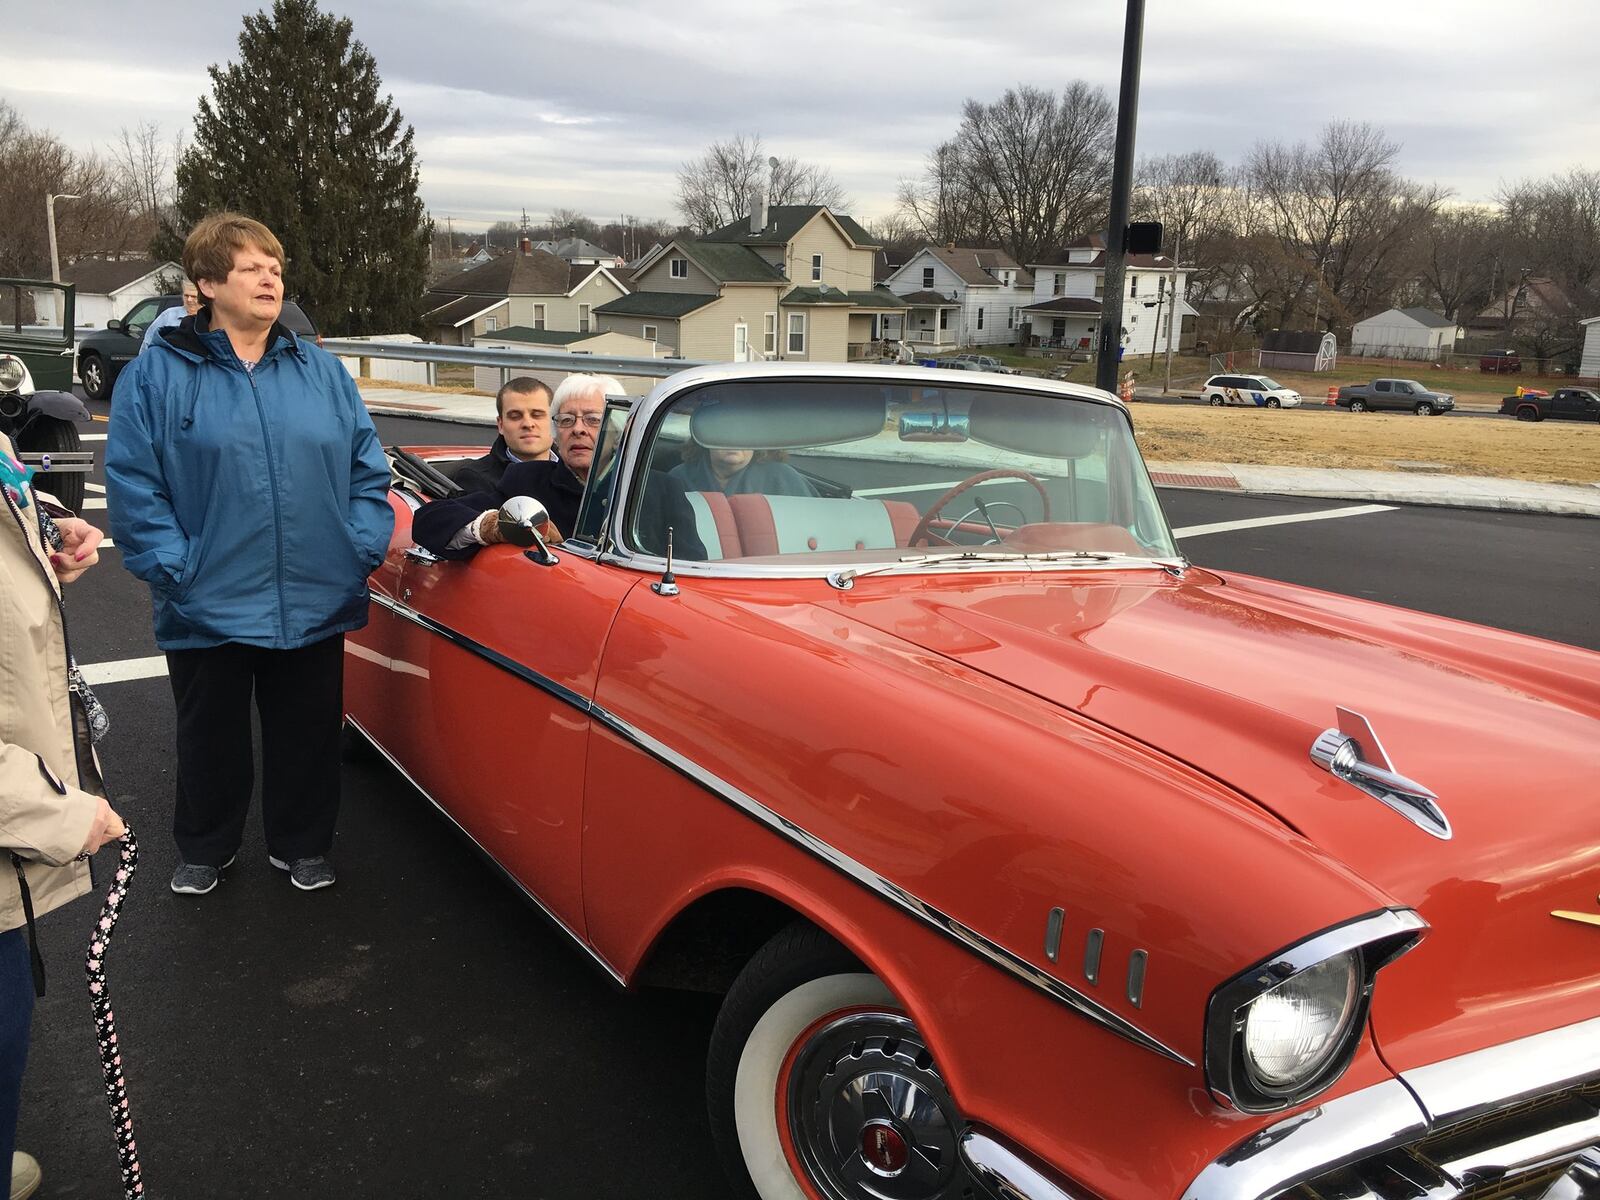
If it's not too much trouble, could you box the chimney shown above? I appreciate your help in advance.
[749,187,768,235]
[946,241,956,252]
[520,237,531,255]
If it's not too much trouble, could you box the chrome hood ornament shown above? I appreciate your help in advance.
[1310,707,1452,840]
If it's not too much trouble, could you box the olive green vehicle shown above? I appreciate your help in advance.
[0,278,93,511]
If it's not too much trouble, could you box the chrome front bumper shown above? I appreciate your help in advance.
[962,1131,1082,1200]
[1184,1013,1600,1200]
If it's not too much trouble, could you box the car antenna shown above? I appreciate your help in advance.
[652,527,679,596]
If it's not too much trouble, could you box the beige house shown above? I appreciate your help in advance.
[421,246,629,345]
[596,205,906,363]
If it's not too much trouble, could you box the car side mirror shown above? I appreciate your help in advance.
[106,319,124,333]
[498,495,558,564]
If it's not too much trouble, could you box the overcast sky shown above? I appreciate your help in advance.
[6,0,1596,229]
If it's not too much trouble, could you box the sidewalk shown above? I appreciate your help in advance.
[359,386,1600,518]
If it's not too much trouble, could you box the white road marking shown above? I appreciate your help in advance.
[80,433,107,442]
[80,656,167,685]
[82,498,106,510]
[87,481,106,493]
[1174,503,1395,539]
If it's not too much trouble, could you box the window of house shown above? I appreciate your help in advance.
[670,257,688,278]
[642,324,657,341]
[579,303,591,333]
[484,316,498,332]
[977,307,984,330]
[763,312,777,355]
[923,267,935,289]
[1054,272,1065,296]
[811,253,823,282]
[1007,307,1015,330]
[1130,275,1139,298]
[1094,278,1104,298]
[533,303,546,330]
[787,312,806,354]
[939,308,949,331]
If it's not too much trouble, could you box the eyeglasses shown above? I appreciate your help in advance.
[554,414,604,430]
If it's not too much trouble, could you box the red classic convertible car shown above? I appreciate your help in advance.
[344,363,1600,1200]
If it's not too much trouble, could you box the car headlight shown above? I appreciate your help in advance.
[1241,952,1359,1090]
[0,355,24,392]
[1205,909,1425,1113]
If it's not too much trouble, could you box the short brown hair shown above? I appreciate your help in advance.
[495,376,552,418]
[182,212,285,289]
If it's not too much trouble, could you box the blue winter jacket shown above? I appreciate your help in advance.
[106,312,394,651]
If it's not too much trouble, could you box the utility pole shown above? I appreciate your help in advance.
[46,193,81,284]
[1095,0,1146,395]
[1163,225,1181,392]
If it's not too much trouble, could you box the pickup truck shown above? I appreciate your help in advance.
[1499,387,1600,422]
[1335,378,1455,415]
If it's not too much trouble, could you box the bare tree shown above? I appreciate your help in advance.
[1240,121,1443,330]
[894,140,996,248]
[954,83,1114,265]
[1132,150,1240,302]
[1494,167,1600,365]
[675,133,848,233]
[1414,206,1502,321]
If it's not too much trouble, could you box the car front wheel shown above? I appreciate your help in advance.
[79,353,111,401]
[1266,397,1281,408]
[1414,401,1434,416]
[1349,399,1367,412]
[708,923,972,1200]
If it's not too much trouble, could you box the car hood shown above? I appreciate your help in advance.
[823,568,1600,1071]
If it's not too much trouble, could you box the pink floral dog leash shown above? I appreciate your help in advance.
[86,828,145,1198]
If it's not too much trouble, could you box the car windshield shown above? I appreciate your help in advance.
[1256,376,1284,390]
[625,378,1179,570]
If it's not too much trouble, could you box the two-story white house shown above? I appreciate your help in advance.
[882,246,1034,349]
[1024,232,1194,359]
[597,204,908,362]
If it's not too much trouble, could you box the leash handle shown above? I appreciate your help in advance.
[87,828,144,1198]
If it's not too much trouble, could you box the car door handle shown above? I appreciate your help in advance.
[404,546,442,565]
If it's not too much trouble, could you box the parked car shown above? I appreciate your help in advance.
[947,353,1017,374]
[348,362,1600,1200]
[932,358,985,371]
[77,296,319,401]
[0,278,92,510]
[1336,378,1455,414]
[1479,348,1521,373]
[1499,387,1600,422]
[1200,373,1303,408]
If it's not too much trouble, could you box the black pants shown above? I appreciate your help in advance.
[166,635,344,866]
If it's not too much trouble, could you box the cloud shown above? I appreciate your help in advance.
[5,0,1595,222]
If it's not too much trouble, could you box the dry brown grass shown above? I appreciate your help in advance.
[1129,404,1600,486]
[354,376,493,398]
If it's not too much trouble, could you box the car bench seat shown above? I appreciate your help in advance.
[682,492,922,559]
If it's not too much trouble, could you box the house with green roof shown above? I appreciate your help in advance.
[595,204,906,363]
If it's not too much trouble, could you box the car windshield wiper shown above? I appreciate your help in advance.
[826,549,1134,590]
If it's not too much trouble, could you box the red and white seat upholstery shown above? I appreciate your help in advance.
[726,494,920,557]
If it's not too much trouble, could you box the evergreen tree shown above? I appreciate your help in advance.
[171,0,431,336]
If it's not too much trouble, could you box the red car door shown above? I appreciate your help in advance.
[383,543,640,937]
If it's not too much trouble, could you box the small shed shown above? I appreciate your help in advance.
[1578,316,1600,381]
[1350,307,1460,360]
[1259,330,1338,372]
[30,258,182,328]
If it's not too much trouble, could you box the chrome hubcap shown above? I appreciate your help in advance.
[787,1012,967,1200]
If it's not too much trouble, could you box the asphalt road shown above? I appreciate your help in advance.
[14,402,1598,1199]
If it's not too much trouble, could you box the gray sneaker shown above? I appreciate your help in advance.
[268,855,336,891]
[170,853,237,896]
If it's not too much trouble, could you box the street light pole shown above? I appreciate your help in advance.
[46,193,81,284]
[1095,0,1146,395]
[1164,225,1181,392]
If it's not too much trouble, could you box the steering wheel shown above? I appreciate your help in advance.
[908,469,1051,547]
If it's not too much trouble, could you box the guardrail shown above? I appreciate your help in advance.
[318,338,714,381]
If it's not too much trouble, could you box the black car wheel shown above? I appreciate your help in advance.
[21,417,86,512]
[1209,395,1224,406]
[1266,398,1281,409]
[80,353,112,402]
[1414,401,1434,416]
[1349,399,1368,412]
[1516,405,1543,422]
[707,923,973,1200]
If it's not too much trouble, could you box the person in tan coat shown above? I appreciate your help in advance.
[1,432,125,1200]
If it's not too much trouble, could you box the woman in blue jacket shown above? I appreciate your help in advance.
[106,213,393,895]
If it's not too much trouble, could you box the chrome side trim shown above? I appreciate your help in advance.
[1404,1013,1600,1126]
[961,1131,1083,1200]
[363,591,1195,1066]
[1183,1013,1600,1200]
[1084,929,1103,985]
[340,714,624,987]
[1044,907,1064,963]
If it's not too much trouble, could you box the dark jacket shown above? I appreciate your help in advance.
[413,459,705,562]
[449,435,556,495]
[105,309,394,650]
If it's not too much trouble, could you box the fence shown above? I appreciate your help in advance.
[319,337,712,395]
